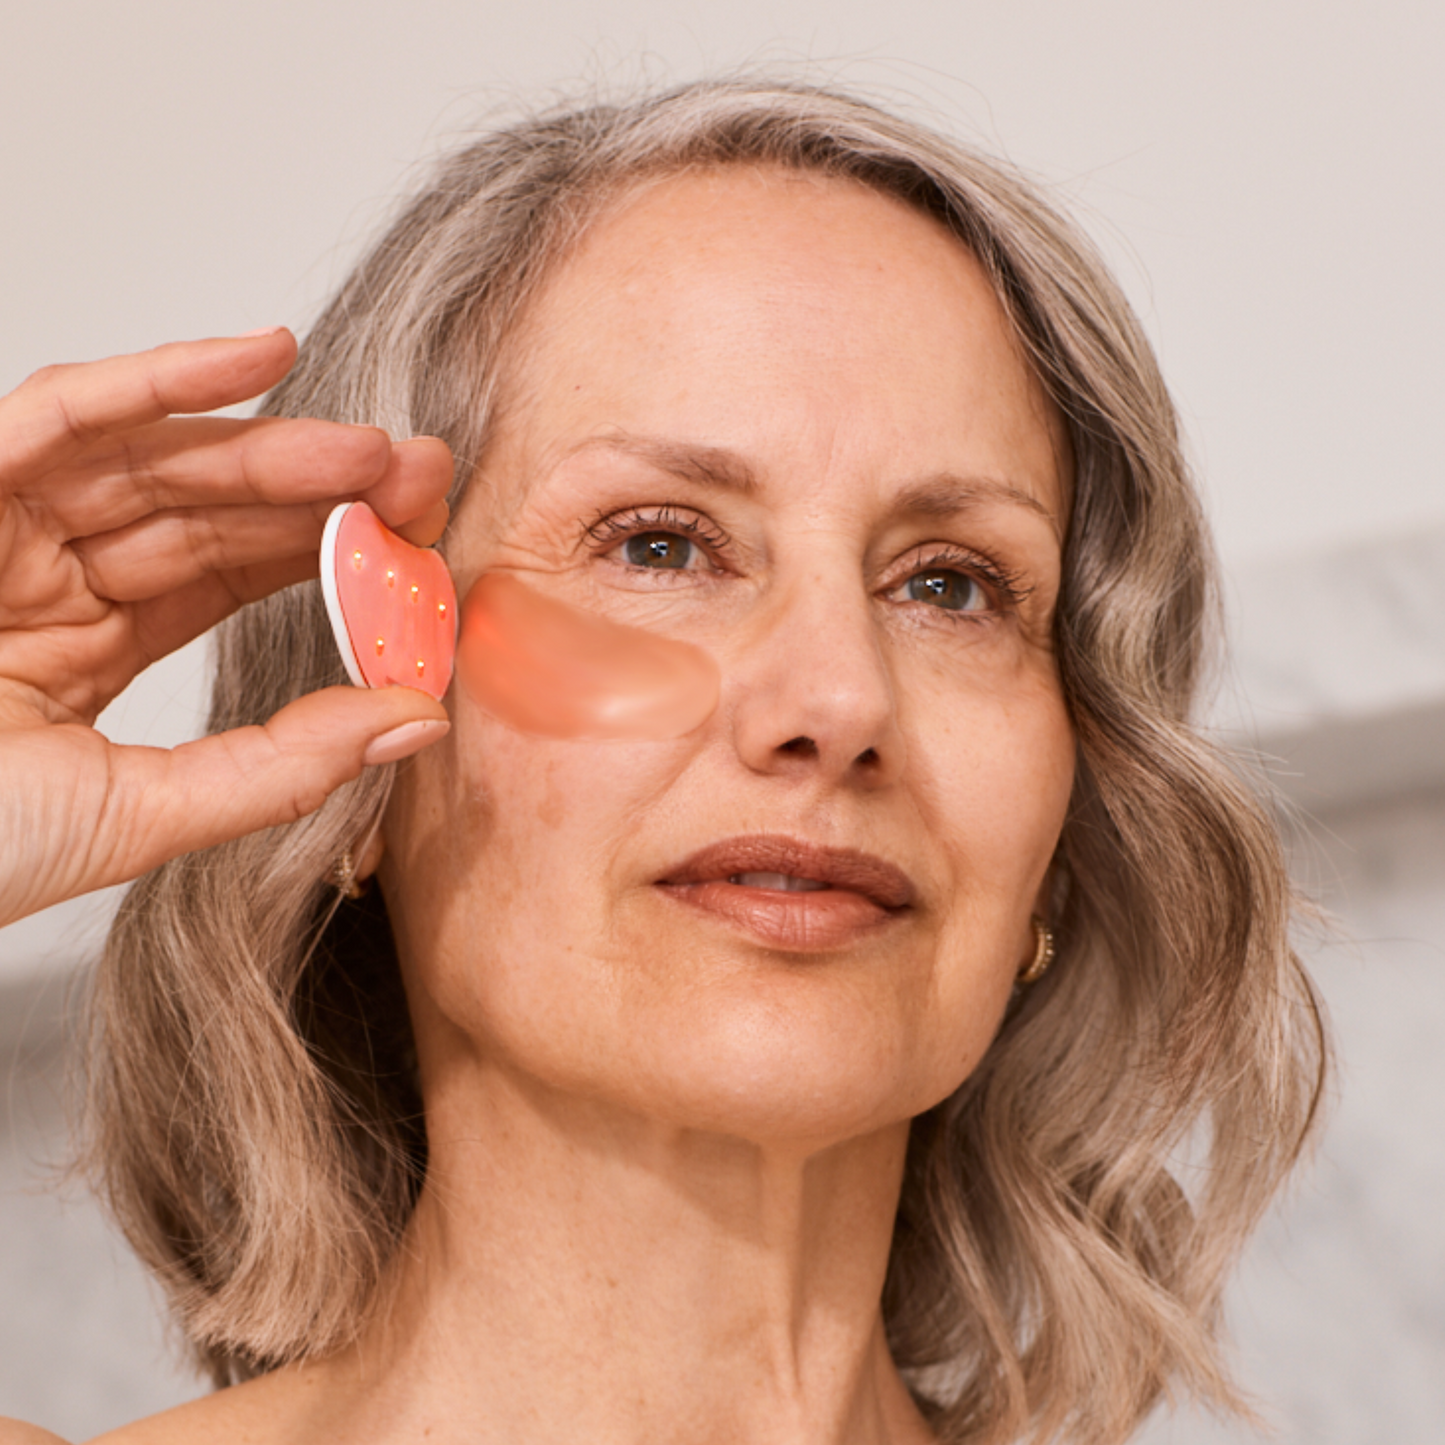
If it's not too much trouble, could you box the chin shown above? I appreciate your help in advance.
[589,981,992,1149]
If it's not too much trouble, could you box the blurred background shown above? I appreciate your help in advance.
[1,2,1441,1440]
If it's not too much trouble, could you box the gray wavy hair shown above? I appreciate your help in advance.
[84,78,1326,1445]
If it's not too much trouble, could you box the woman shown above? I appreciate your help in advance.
[0,81,1325,1445]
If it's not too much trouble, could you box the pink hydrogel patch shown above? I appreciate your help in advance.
[322,502,457,701]
[457,572,720,740]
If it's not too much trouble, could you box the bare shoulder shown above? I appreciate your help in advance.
[0,1421,72,1445]
[77,1371,313,1445]
[78,1394,250,1445]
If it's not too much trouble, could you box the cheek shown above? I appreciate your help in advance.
[456,571,720,741]
[904,641,1073,874]
[391,720,604,934]
[382,707,686,1021]
[382,732,592,1085]
[900,665,1073,1054]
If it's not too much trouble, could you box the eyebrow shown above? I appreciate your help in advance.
[567,434,1053,522]
[567,435,759,495]
[888,474,1054,523]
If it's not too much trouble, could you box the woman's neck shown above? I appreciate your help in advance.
[290,1055,934,1445]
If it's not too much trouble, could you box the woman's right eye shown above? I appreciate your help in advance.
[623,531,696,569]
[585,504,731,576]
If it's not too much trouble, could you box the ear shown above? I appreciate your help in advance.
[354,827,386,883]
[1032,855,1069,922]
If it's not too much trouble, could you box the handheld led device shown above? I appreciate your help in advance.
[319,501,457,701]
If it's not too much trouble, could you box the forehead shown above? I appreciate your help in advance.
[478,164,1068,529]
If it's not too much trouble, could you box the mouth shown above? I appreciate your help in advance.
[654,835,915,951]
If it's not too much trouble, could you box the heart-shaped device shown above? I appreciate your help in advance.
[320,501,457,701]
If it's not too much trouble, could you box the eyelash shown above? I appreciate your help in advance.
[898,547,1032,613]
[583,504,1031,615]
[584,505,731,562]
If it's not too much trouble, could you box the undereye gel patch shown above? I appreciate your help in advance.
[321,503,719,738]
[457,571,720,740]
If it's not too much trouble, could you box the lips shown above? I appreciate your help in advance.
[659,836,915,908]
[654,835,915,951]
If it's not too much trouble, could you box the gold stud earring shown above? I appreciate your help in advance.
[331,848,367,900]
[1018,915,1056,985]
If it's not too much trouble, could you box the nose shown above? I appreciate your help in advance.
[728,568,904,786]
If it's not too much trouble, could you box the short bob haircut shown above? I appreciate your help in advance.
[85,78,1327,1445]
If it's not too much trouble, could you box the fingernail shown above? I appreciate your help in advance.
[394,435,452,460]
[238,325,288,338]
[364,718,450,766]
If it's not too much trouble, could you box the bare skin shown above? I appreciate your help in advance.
[2,168,1072,1445]
[0,1424,69,1445]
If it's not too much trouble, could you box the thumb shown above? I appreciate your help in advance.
[109,686,450,876]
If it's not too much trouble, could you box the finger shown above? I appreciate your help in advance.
[0,554,321,724]
[355,436,455,531]
[115,505,446,700]
[96,686,450,883]
[394,498,450,547]
[76,502,361,602]
[0,331,298,492]
[34,420,449,544]
[10,472,448,719]
[35,416,396,537]
[122,554,322,690]
[70,439,453,603]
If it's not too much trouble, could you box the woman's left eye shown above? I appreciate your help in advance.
[903,568,985,612]
[623,531,697,570]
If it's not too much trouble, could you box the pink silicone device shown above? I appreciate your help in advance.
[319,501,457,701]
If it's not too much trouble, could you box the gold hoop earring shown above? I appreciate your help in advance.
[331,848,367,900]
[1018,915,1056,985]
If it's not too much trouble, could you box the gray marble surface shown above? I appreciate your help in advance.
[3,783,1442,1441]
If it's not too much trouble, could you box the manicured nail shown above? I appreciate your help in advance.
[363,718,450,766]
[238,325,288,338]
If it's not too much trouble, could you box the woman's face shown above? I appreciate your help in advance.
[382,166,1074,1146]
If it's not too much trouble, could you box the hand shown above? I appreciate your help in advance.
[0,330,453,929]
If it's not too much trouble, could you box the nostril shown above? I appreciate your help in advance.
[855,747,880,768]
[779,736,819,758]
